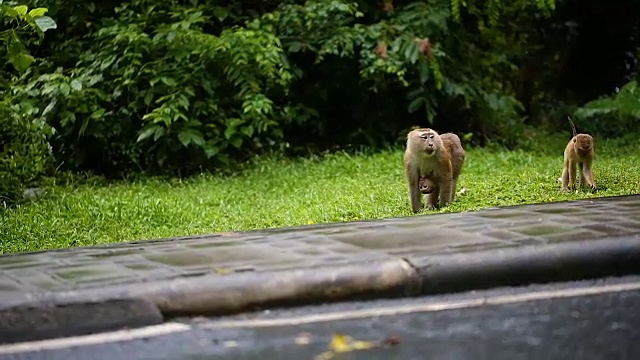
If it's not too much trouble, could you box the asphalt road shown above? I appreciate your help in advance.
[3,276,640,360]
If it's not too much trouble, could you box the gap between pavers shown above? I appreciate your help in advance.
[2,235,640,345]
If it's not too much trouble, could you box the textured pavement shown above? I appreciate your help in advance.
[3,275,640,360]
[2,195,640,301]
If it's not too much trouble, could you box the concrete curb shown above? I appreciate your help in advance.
[418,235,640,294]
[0,299,163,344]
[0,258,421,343]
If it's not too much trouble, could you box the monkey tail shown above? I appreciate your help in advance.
[567,116,577,137]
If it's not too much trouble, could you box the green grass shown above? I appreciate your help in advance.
[1,135,639,255]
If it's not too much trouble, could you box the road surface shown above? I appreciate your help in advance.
[2,275,640,360]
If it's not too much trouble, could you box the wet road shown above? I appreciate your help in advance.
[3,276,640,360]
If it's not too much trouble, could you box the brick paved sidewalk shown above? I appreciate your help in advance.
[1,195,640,342]
[3,195,640,298]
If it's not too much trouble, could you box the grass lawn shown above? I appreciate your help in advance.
[1,134,639,255]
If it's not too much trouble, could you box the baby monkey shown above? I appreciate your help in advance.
[561,117,597,192]
[404,128,466,213]
[419,177,434,194]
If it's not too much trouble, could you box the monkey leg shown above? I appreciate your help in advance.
[451,175,460,202]
[578,162,587,188]
[407,173,422,213]
[438,178,454,208]
[582,162,597,191]
[561,161,570,192]
[427,186,439,210]
[409,184,422,213]
[568,159,577,190]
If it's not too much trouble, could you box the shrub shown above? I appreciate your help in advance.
[0,100,52,205]
[573,80,640,137]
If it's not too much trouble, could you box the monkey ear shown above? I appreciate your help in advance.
[573,138,577,143]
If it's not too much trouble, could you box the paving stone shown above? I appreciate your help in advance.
[0,255,54,270]
[610,221,640,231]
[384,217,462,228]
[532,207,590,215]
[480,229,530,241]
[475,210,534,219]
[582,224,638,237]
[86,248,146,258]
[144,252,220,267]
[5,270,63,291]
[119,262,179,279]
[618,201,640,208]
[331,227,493,250]
[453,223,495,232]
[511,223,575,237]
[0,279,21,291]
[543,230,606,243]
[579,215,625,224]
[185,241,242,249]
[49,264,137,284]
[444,240,521,253]
[511,237,547,246]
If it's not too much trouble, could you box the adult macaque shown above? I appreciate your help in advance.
[404,128,466,213]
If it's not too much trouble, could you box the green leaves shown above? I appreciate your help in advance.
[178,128,205,147]
[0,98,52,206]
[3,4,57,33]
[7,43,35,73]
[574,80,640,137]
[34,16,57,32]
[212,6,229,22]
[13,5,27,17]
[28,8,48,17]
[82,4,292,170]
[1,0,563,176]
[1,4,57,75]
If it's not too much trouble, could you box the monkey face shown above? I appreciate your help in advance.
[407,128,440,156]
[573,134,594,155]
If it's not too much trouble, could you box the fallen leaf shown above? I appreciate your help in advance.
[330,333,353,352]
[314,332,399,359]
[213,267,232,275]
[351,339,377,350]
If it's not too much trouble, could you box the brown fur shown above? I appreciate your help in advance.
[561,118,596,192]
[404,128,466,212]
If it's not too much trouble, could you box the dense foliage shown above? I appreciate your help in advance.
[1,0,639,190]
[1,1,56,204]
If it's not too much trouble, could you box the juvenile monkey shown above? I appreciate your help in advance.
[404,128,466,213]
[561,117,597,192]
[419,177,434,194]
